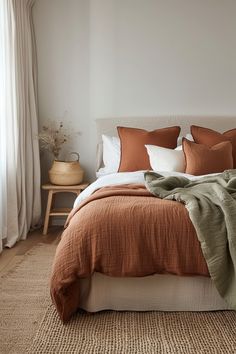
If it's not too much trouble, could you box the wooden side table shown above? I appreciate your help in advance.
[42,183,89,235]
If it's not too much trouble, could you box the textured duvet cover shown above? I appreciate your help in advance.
[50,173,209,322]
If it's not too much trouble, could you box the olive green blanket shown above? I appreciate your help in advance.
[144,169,236,309]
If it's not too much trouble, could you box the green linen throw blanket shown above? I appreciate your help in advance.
[144,169,236,309]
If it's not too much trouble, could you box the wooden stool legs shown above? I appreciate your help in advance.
[42,183,89,235]
[43,190,53,235]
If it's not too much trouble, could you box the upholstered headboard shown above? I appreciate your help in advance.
[96,116,236,170]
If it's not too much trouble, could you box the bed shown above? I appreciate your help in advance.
[50,116,236,322]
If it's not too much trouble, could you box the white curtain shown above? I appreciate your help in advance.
[0,0,41,252]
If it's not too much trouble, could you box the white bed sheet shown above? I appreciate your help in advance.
[74,171,219,208]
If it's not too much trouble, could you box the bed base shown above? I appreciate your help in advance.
[79,273,229,312]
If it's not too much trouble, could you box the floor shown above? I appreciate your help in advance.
[0,227,62,276]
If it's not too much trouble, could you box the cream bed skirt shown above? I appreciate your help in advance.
[79,273,229,312]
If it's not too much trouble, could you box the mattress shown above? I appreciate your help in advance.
[79,273,229,312]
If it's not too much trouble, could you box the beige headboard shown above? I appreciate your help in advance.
[96,116,236,170]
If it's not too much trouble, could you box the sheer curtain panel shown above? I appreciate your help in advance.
[0,0,41,252]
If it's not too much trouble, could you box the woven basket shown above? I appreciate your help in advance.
[49,159,84,186]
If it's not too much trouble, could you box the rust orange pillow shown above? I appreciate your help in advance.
[191,125,236,167]
[182,138,233,176]
[117,126,180,172]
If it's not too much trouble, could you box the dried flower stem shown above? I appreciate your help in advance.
[37,121,70,159]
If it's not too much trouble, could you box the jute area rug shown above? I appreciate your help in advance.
[1,244,236,354]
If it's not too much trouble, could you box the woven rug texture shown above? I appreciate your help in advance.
[29,307,236,354]
[0,244,56,354]
[0,243,236,353]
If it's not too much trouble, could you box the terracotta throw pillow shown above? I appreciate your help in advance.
[118,126,180,172]
[191,125,236,167]
[182,138,233,176]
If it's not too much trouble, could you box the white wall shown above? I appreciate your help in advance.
[33,0,91,178]
[33,0,236,209]
[90,0,236,118]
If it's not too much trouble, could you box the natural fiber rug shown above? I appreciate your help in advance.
[0,243,56,354]
[29,308,236,353]
[1,243,236,354]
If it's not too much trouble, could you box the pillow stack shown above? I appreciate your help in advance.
[190,125,236,169]
[100,125,236,176]
[182,137,233,175]
[145,126,236,175]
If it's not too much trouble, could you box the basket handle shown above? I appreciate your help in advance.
[67,152,80,162]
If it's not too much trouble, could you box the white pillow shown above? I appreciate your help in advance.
[177,133,193,145]
[101,134,120,173]
[177,136,182,146]
[145,144,185,172]
[185,133,194,141]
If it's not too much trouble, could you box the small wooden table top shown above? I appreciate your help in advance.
[42,183,89,191]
